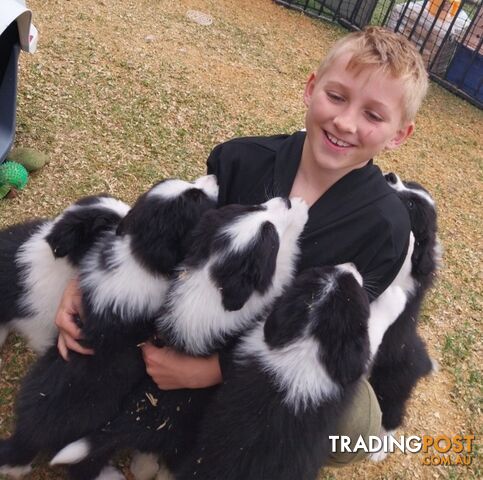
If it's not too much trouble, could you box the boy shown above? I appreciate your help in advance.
[56,26,429,467]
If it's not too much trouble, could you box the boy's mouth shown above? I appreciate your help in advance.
[324,130,353,148]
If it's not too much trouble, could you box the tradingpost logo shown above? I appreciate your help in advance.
[329,434,476,466]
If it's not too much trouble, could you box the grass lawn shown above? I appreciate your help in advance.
[0,0,481,479]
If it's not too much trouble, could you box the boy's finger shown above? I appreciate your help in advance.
[57,335,69,361]
[64,336,94,356]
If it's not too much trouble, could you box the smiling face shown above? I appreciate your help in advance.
[302,53,414,179]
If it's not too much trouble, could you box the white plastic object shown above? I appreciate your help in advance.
[0,0,38,53]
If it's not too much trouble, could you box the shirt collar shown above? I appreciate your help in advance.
[273,130,389,222]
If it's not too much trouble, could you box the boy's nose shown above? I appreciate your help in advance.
[333,111,357,135]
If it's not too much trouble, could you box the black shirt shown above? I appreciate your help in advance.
[207,131,411,301]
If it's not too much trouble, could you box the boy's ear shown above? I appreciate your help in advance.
[303,72,317,107]
[386,122,414,150]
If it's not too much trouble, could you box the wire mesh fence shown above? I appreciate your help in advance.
[275,0,482,108]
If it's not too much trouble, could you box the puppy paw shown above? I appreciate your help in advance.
[94,465,126,480]
[368,428,396,463]
[369,449,388,462]
[130,452,160,480]
[0,465,32,478]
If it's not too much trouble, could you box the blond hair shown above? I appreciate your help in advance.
[317,26,428,123]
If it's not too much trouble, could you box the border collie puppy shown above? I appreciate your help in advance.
[369,173,440,457]
[174,264,371,480]
[49,196,309,480]
[0,195,130,354]
[0,175,218,480]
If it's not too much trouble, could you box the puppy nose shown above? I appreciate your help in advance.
[385,172,398,185]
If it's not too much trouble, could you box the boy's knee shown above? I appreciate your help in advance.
[325,379,382,467]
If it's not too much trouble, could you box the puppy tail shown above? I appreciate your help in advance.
[50,438,90,465]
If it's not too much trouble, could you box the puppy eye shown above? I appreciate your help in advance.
[407,200,415,209]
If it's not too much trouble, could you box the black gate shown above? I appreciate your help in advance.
[275,1,482,109]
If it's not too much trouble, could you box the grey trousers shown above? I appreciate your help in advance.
[326,379,382,467]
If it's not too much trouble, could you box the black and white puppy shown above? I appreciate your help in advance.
[369,173,440,458]
[0,195,130,354]
[49,196,309,480]
[175,264,371,480]
[0,175,219,480]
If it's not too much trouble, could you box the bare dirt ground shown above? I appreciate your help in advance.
[0,1,481,479]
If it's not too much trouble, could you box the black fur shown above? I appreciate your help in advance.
[0,195,128,353]
[369,174,439,431]
[0,178,218,478]
[45,194,126,265]
[210,220,279,311]
[0,219,45,322]
[157,202,295,354]
[44,197,305,480]
[116,181,218,275]
[176,266,370,480]
[59,379,219,480]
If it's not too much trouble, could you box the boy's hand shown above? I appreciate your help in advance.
[141,342,222,390]
[55,278,94,360]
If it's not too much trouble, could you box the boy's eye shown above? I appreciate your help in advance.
[326,91,344,102]
[365,111,384,122]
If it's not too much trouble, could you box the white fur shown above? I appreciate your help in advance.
[13,222,77,353]
[237,322,340,414]
[0,465,32,478]
[337,262,363,287]
[235,264,363,413]
[49,197,130,231]
[147,180,194,200]
[390,232,416,295]
[94,465,126,480]
[80,177,219,320]
[193,174,219,200]
[80,235,169,319]
[367,285,407,361]
[130,452,159,480]
[95,197,131,218]
[5,197,130,354]
[389,175,435,207]
[366,233,415,363]
[369,428,396,462]
[223,197,296,252]
[50,438,90,465]
[160,198,308,355]
[147,175,218,202]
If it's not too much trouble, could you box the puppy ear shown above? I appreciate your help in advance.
[211,222,280,312]
[46,209,121,264]
[264,296,305,348]
[251,222,280,294]
[315,277,371,386]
